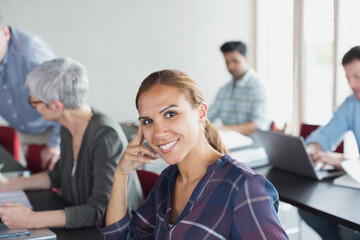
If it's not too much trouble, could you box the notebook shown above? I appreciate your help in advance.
[333,174,360,189]
[333,159,360,189]
[0,226,56,240]
[254,130,344,180]
[0,191,32,209]
[218,130,254,150]
[0,223,29,239]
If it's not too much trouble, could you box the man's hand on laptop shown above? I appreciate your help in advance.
[312,151,345,171]
[307,143,345,171]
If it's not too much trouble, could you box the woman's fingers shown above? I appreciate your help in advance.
[117,143,158,175]
[129,124,145,146]
[118,123,160,175]
[127,144,158,160]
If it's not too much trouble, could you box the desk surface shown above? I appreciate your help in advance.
[26,190,104,240]
[0,145,104,240]
[256,166,360,231]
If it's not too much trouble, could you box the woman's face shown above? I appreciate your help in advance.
[29,91,57,122]
[137,84,206,165]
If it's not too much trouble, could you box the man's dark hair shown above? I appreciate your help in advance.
[342,45,360,65]
[220,41,247,56]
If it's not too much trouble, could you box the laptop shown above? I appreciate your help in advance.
[254,129,344,180]
[0,223,56,240]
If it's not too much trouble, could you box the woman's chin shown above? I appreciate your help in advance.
[162,156,183,166]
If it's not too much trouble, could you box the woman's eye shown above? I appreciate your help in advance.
[165,111,177,118]
[143,119,153,125]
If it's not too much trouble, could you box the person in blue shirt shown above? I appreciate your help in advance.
[300,46,360,240]
[306,46,360,171]
[0,12,60,170]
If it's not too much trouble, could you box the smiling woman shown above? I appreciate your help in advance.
[97,69,289,240]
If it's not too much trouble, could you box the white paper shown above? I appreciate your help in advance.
[0,191,33,209]
[230,147,268,167]
[218,130,254,150]
[340,159,360,183]
[333,174,360,189]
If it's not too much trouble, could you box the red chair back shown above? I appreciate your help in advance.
[300,123,344,153]
[270,121,277,132]
[0,126,21,162]
[26,144,47,173]
[136,169,160,199]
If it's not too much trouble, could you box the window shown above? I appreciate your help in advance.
[302,0,334,124]
[256,0,294,128]
[256,0,359,156]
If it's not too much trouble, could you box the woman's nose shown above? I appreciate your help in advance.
[153,122,168,140]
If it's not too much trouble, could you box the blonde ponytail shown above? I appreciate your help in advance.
[204,119,228,154]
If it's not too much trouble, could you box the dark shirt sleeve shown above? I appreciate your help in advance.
[65,127,123,228]
[47,161,61,188]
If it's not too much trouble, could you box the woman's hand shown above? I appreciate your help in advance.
[116,124,158,176]
[0,202,34,229]
[106,125,159,226]
[40,146,60,170]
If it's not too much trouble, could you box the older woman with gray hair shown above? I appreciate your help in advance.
[0,58,143,229]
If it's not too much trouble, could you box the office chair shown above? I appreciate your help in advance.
[0,126,21,162]
[300,123,344,153]
[26,144,47,173]
[136,169,160,199]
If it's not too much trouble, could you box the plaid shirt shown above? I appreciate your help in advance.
[97,154,288,240]
[207,68,270,130]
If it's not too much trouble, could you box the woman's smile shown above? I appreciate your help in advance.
[158,139,178,153]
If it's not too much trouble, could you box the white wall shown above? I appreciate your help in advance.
[0,0,252,122]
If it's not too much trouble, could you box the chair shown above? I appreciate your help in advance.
[0,126,21,162]
[300,123,344,153]
[136,169,160,199]
[26,144,47,173]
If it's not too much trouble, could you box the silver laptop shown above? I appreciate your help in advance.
[0,223,56,240]
[254,130,344,180]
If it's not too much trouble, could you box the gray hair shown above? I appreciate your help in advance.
[25,58,89,109]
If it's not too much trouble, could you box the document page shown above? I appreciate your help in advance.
[333,159,360,189]
[218,130,254,150]
[0,191,33,209]
[333,174,360,189]
[341,159,360,183]
[230,147,268,168]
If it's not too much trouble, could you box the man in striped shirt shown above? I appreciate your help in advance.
[208,41,270,136]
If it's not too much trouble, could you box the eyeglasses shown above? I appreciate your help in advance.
[28,96,45,108]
